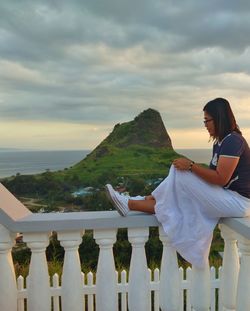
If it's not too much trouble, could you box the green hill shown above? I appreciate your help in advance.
[2,108,179,208]
[55,108,178,184]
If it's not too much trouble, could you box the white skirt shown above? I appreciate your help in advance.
[152,165,250,268]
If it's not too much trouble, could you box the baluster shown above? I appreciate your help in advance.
[58,230,84,311]
[52,273,60,311]
[94,229,117,311]
[218,266,223,311]
[87,272,94,311]
[153,268,160,311]
[148,268,152,308]
[210,266,216,311]
[219,224,239,311]
[0,225,17,311]
[120,270,127,311]
[159,226,181,311]
[23,232,50,311]
[179,267,184,311]
[81,272,86,311]
[128,227,150,311]
[191,263,210,311]
[236,235,250,311]
[186,267,192,311]
[17,276,25,311]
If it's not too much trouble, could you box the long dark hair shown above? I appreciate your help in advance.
[203,98,241,141]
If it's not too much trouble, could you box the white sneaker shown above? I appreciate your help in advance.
[105,184,130,216]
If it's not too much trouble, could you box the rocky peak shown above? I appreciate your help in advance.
[91,108,173,158]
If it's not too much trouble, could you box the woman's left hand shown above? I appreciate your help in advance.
[173,157,192,171]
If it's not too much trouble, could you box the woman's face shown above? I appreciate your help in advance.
[204,111,215,137]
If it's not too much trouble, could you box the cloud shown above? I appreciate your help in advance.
[0,0,250,148]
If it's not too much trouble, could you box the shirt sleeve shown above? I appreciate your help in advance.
[219,134,244,158]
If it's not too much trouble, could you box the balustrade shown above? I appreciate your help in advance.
[94,229,117,311]
[0,224,17,311]
[58,230,84,311]
[219,224,239,311]
[0,185,250,311]
[128,227,150,311]
[159,226,181,311]
[235,234,250,310]
[23,232,51,311]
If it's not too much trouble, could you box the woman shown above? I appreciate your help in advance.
[105,98,250,268]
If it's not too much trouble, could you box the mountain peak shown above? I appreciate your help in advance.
[91,108,172,158]
[135,108,160,118]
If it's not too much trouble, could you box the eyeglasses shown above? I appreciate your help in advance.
[203,118,213,125]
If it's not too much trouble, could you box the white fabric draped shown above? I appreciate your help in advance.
[153,165,250,268]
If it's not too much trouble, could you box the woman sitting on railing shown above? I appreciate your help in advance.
[105,98,250,268]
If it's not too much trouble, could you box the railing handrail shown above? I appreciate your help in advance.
[9,211,160,232]
[220,217,250,239]
[5,210,250,237]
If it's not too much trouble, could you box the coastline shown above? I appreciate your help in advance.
[0,148,211,179]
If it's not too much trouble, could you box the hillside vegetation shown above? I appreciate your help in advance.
[3,108,178,206]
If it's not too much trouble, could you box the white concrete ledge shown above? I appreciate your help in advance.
[4,211,250,237]
[220,217,250,239]
[12,211,160,232]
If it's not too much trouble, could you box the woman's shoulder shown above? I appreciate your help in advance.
[220,132,248,156]
[223,131,245,144]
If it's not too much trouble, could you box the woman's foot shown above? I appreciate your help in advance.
[105,184,130,216]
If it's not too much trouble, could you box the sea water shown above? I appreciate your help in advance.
[0,149,89,178]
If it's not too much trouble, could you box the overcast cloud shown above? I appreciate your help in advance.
[1,0,250,149]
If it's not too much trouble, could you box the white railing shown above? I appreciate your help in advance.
[15,267,222,311]
[0,183,250,311]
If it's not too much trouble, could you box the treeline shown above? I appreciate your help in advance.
[2,171,72,197]
[1,171,159,212]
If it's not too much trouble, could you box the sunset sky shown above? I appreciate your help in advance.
[1,0,250,151]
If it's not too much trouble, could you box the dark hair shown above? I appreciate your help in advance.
[203,98,241,141]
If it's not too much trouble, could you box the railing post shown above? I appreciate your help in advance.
[159,226,181,311]
[58,230,84,311]
[191,264,210,311]
[23,232,51,311]
[0,225,17,311]
[94,229,117,311]
[128,227,150,311]
[235,235,250,311]
[219,224,239,311]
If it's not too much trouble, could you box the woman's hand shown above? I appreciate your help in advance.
[173,157,192,171]
[173,156,240,186]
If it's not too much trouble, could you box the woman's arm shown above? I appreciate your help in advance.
[173,157,239,186]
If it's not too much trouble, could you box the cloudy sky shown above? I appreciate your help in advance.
[1,0,250,151]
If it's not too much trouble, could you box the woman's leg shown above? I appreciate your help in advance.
[145,195,155,201]
[105,184,156,216]
[128,199,155,214]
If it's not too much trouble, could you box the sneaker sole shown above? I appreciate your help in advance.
[105,184,127,216]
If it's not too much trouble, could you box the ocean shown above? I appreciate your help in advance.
[0,148,212,179]
[0,149,90,178]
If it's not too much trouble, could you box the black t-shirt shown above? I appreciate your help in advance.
[209,132,250,198]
